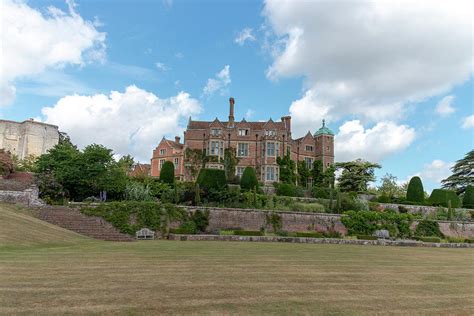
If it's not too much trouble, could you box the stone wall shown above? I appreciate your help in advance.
[181,206,474,239]
[0,119,59,160]
[0,185,44,206]
[169,234,474,248]
[377,202,472,218]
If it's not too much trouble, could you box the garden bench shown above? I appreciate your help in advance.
[136,228,155,240]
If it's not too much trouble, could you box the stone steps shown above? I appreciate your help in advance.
[36,207,135,242]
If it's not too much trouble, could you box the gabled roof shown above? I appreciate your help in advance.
[157,137,184,150]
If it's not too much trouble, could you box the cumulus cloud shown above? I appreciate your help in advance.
[155,62,169,71]
[203,65,231,96]
[0,0,106,106]
[335,120,416,162]
[263,0,473,130]
[235,28,256,45]
[414,160,454,184]
[461,115,474,129]
[435,95,456,116]
[41,85,201,161]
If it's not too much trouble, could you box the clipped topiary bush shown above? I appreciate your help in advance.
[159,161,175,184]
[428,189,461,208]
[197,168,227,192]
[462,185,474,209]
[406,176,424,203]
[276,183,296,197]
[240,167,258,191]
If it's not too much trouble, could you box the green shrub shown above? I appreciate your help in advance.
[190,209,209,233]
[124,182,154,201]
[219,229,235,236]
[240,167,258,191]
[233,230,264,236]
[276,183,296,197]
[313,187,335,199]
[419,236,441,243]
[428,189,461,208]
[81,201,186,235]
[342,210,413,238]
[356,235,378,240]
[197,168,227,192]
[414,220,444,238]
[464,238,474,244]
[159,161,175,184]
[290,202,325,213]
[462,185,474,209]
[377,195,392,203]
[295,232,324,238]
[406,176,424,203]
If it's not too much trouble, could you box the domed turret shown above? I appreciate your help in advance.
[314,119,334,136]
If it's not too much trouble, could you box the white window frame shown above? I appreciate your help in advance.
[266,166,275,181]
[238,129,249,136]
[174,158,179,169]
[160,149,166,155]
[237,143,249,157]
[159,159,165,170]
[305,145,313,152]
[211,128,221,136]
[236,166,245,178]
[265,130,276,136]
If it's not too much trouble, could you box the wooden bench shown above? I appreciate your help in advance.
[136,228,155,240]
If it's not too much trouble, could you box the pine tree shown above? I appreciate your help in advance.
[442,150,474,194]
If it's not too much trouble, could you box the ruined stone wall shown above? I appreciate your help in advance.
[0,120,59,160]
[0,185,44,206]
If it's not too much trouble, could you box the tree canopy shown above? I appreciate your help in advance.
[336,159,381,193]
[441,150,474,194]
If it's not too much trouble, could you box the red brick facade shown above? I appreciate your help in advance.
[151,98,334,183]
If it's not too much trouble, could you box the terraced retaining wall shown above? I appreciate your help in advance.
[182,206,474,238]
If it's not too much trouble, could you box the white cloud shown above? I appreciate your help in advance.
[263,0,473,131]
[335,120,416,162]
[203,65,231,96]
[41,85,201,162]
[174,52,184,59]
[435,95,456,116]
[155,62,169,71]
[0,0,106,106]
[245,109,255,120]
[461,115,474,129]
[235,28,256,45]
[414,160,454,184]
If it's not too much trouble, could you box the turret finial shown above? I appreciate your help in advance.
[322,119,326,127]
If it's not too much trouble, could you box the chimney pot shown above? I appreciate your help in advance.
[175,136,181,143]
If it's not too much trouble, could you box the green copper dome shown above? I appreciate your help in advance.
[314,119,334,136]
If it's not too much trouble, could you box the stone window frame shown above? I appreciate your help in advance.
[238,129,249,136]
[236,166,245,178]
[210,128,221,136]
[160,149,166,155]
[305,145,313,152]
[209,141,220,156]
[265,165,278,181]
[159,159,165,170]
[304,157,313,170]
[174,157,179,169]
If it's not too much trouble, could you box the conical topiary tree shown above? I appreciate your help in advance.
[240,167,258,191]
[406,176,424,203]
[462,185,474,209]
[159,161,175,184]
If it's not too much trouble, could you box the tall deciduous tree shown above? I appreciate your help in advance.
[378,173,404,199]
[336,159,381,193]
[442,150,474,194]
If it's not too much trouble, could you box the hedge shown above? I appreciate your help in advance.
[356,235,378,240]
[406,176,424,203]
[159,161,175,184]
[197,168,227,192]
[463,186,474,209]
[419,236,441,243]
[240,167,258,191]
[428,189,461,208]
[341,210,412,238]
[295,232,324,238]
[233,230,264,236]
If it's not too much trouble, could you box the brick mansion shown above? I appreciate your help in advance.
[151,98,334,184]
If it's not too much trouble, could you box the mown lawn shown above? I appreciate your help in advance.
[1,203,473,315]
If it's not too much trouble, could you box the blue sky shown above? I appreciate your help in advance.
[1,0,473,192]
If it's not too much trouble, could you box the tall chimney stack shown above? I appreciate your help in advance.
[229,97,235,126]
[175,136,181,143]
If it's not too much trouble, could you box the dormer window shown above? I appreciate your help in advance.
[305,145,313,152]
[211,128,221,136]
[238,129,249,136]
[265,130,276,136]
[160,149,166,155]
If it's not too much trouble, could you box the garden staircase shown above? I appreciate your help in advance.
[37,207,134,241]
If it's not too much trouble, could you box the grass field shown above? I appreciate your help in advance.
[1,203,473,315]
